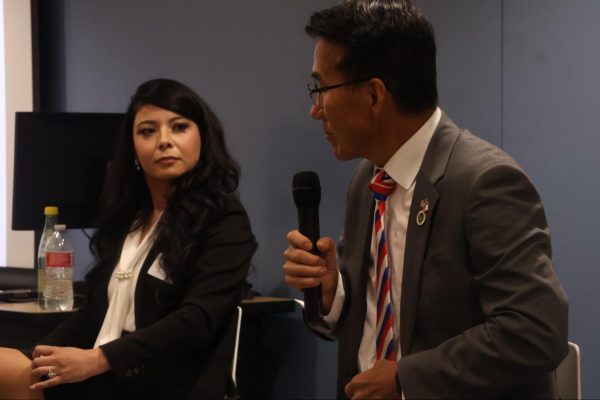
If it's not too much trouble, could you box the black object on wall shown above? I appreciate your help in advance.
[12,112,124,230]
[31,0,66,112]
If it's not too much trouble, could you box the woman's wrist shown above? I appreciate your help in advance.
[92,347,111,374]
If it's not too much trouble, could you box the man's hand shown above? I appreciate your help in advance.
[29,345,111,390]
[283,230,339,313]
[345,359,401,399]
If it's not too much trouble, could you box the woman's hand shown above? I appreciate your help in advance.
[29,345,111,390]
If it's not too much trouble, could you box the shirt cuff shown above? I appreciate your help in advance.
[322,270,345,327]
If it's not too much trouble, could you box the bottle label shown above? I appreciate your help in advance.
[46,252,74,268]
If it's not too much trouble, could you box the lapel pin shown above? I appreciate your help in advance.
[416,198,429,226]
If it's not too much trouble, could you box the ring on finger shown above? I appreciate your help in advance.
[46,366,57,379]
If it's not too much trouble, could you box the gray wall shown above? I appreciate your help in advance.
[45,0,598,398]
[502,2,600,398]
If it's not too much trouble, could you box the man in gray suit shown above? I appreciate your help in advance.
[283,0,569,398]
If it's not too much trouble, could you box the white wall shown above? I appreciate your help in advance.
[2,0,33,267]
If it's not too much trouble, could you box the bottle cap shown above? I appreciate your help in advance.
[44,206,59,215]
[54,224,67,231]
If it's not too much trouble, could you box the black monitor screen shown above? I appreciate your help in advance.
[12,112,125,230]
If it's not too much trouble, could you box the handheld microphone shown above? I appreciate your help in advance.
[292,171,324,325]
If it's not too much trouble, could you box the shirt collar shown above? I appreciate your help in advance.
[383,107,441,190]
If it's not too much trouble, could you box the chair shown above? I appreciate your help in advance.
[556,342,581,400]
[231,305,243,386]
[225,306,243,400]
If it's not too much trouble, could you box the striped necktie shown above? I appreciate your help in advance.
[369,169,396,361]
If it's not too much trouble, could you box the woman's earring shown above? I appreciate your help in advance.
[134,159,141,171]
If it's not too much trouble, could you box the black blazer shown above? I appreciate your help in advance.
[316,112,568,399]
[41,195,256,399]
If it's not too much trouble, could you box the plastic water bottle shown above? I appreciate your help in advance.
[44,224,74,311]
[37,206,59,309]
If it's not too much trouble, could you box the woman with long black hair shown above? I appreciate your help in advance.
[0,78,256,399]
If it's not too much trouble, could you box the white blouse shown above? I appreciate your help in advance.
[94,218,161,348]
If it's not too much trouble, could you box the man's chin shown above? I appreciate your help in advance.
[327,137,358,160]
[332,147,358,161]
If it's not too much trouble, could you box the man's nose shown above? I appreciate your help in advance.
[310,103,324,120]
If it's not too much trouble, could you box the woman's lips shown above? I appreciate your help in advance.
[156,157,178,165]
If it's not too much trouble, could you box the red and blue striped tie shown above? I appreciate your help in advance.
[369,169,396,361]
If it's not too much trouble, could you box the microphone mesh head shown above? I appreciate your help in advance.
[293,171,321,207]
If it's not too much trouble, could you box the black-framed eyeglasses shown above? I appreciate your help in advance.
[307,77,372,106]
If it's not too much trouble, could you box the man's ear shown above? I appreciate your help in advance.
[368,78,387,116]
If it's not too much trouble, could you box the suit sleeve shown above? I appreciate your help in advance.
[99,200,256,381]
[397,163,569,398]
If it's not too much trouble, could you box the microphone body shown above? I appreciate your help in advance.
[292,171,324,326]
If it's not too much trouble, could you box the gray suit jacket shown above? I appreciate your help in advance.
[327,112,568,398]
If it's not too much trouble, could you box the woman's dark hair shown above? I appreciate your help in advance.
[306,0,438,114]
[89,78,240,284]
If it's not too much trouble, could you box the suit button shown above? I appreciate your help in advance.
[125,369,132,377]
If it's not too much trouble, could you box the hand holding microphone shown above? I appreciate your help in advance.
[285,171,339,320]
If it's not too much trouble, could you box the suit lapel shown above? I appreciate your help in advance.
[134,246,160,327]
[400,112,460,355]
[400,177,438,355]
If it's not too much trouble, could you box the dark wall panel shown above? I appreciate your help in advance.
[417,0,502,146]
[45,0,352,296]
[503,1,600,397]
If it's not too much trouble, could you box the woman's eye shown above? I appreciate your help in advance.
[137,127,155,136]
[173,122,189,132]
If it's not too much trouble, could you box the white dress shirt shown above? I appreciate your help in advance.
[324,107,441,372]
[94,217,161,347]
